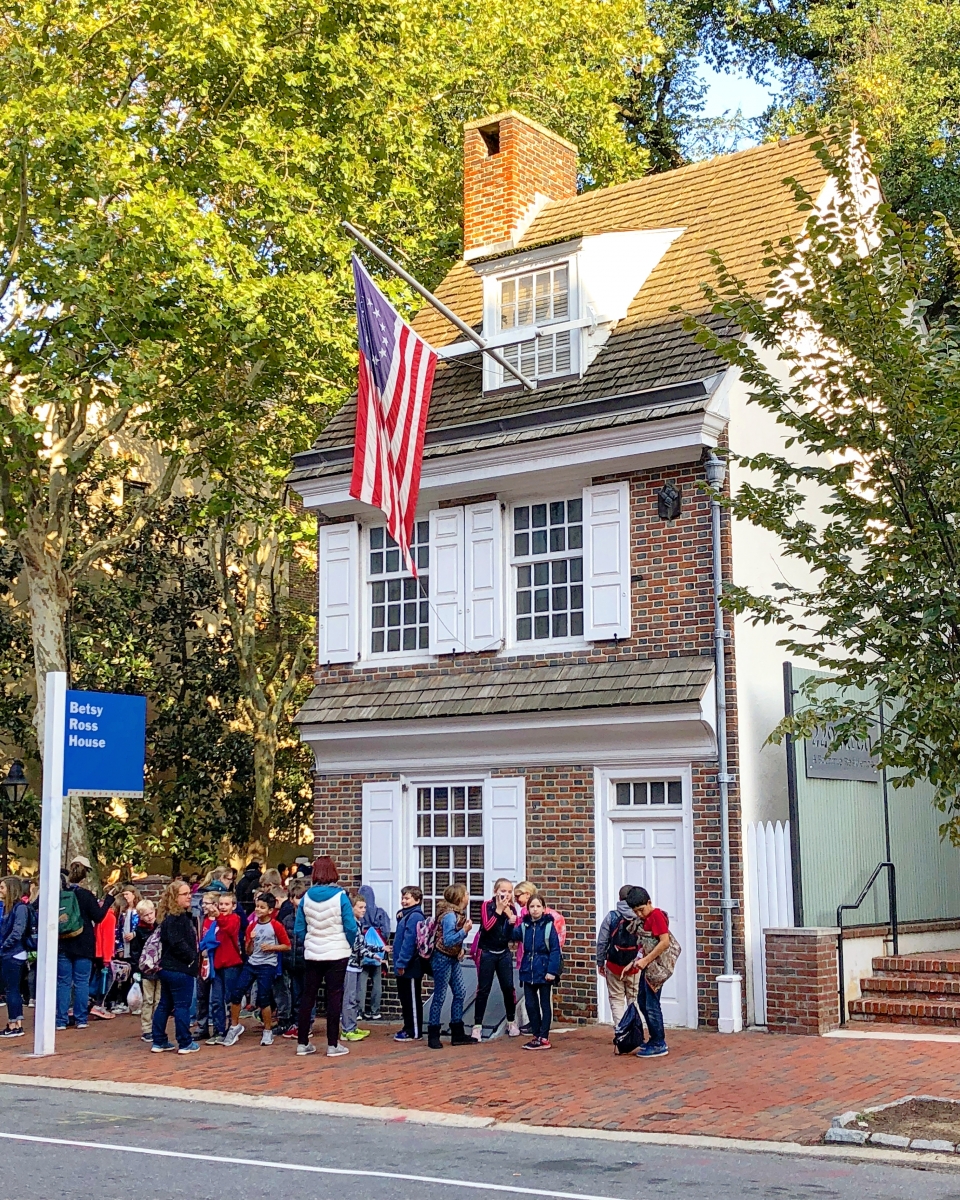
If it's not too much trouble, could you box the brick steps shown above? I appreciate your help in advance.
[849,950,960,1027]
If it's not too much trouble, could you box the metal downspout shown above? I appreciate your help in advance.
[706,453,734,977]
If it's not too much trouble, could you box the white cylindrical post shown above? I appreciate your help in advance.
[34,671,67,1057]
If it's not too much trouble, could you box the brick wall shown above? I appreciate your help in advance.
[463,112,577,255]
[765,927,840,1035]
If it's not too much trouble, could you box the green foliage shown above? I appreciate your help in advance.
[687,134,960,836]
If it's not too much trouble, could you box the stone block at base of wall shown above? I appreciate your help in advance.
[765,926,840,1035]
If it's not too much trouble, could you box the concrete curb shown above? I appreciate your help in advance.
[1,1073,959,1169]
[826,1094,960,1153]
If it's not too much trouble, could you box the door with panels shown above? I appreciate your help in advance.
[609,777,691,1028]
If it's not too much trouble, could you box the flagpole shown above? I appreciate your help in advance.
[343,221,537,393]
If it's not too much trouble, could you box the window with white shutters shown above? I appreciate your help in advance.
[415,783,485,922]
[499,264,573,384]
[511,498,584,642]
[367,521,429,655]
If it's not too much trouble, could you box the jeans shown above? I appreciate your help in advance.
[153,969,196,1049]
[1,957,24,1022]
[341,969,362,1032]
[638,974,666,1047]
[196,975,212,1031]
[523,981,553,1040]
[429,953,465,1026]
[211,965,241,1036]
[273,971,292,1026]
[396,973,422,1037]
[56,954,92,1028]
[357,963,382,1016]
[474,949,516,1025]
[298,958,347,1048]
[605,966,640,1027]
[230,962,278,1011]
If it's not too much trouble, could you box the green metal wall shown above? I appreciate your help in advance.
[791,665,960,927]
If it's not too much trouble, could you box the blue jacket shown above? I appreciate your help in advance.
[393,904,425,975]
[293,884,358,945]
[513,912,562,984]
[0,901,28,958]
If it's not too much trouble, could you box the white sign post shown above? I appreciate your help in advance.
[33,671,67,1057]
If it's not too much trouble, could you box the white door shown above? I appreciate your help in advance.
[614,820,688,1028]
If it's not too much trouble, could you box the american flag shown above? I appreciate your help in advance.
[349,255,437,576]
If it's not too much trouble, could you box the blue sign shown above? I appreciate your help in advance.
[62,690,147,798]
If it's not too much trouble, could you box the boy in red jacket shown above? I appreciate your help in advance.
[210,892,243,1044]
[224,893,289,1047]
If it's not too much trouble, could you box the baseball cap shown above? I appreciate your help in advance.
[70,855,92,870]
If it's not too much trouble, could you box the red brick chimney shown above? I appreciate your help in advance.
[463,111,577,260]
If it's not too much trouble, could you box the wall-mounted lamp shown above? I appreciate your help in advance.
[657,483,682,521]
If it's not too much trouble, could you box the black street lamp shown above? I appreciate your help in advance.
[0,760,27,877]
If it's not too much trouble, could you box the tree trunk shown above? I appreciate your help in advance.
[248,712,279,860]
[19,520,94,870]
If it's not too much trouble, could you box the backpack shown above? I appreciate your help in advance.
[613,1002,645,1056]
[416,916,436,961]
[23,903,38,952]
[138,929,162,978]
[605,916,640,977]
[361,925,387,968]
[58,888,83,939]
[641,930,682,992]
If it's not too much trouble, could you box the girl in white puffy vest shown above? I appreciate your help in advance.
[293,857,358,1058]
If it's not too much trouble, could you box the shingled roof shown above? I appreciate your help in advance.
[294,655,714,726]
[291,136,829,481]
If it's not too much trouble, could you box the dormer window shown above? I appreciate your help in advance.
[499,264,572,382]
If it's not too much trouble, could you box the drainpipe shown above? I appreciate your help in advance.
[705,452,742,1033]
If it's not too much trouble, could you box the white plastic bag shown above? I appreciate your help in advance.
[127,979,143,1014]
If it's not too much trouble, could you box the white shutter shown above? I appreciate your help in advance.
[484,776,526,895]
[361,780,403,923]
[318,522,359,664]
[464,501,503,652]
[428,507,465,654]
[583,480,631,640]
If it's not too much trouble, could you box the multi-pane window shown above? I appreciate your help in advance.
[369,522,429,654]
[417,783,484,922]
[500,264,572,382]
[616,780,683,807]
[513,499,584,641]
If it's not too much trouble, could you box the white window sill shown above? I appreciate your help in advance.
[360,650,437,668]
[502,638,590,657]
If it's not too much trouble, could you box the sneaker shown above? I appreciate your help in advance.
[178,1041,201,1054]
[367,1013,382,1020]
[151,1042,177,1052]
[111,1004,130,1015]
[394,1030,415,1042]
[89,1005,114,1020]
[522,1038,542,1050]
[260,1029,274,1046]
[340,1029,368,1042]
[296,1043,317,1056]
[535,1037,552,1050]
[0,1026,24,1038]
[471,1024,483,1042]
[282,1025,299,1039]
[222,1023,245,1047]
[27,1000,35,1008]
[140,1033,153,1043]
[637,1042,669,1058]
[55,1025,68,1032]
[326,1044,349,1058]
[519,1023,532,1035]
[75,1023,88,1030]
[506,1021,521,1037]
[207,1034,225,1046]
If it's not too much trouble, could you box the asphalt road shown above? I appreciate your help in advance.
[1,1083,959,1200]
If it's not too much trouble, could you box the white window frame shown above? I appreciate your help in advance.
[361,519,436,666]
[480,250,582,391]
[506,495,589,654]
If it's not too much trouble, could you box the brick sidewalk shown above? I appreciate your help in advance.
[2,1014,959,1144]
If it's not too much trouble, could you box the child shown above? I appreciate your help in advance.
[629,886,672,1059]
[195,890,220,1042]
[427,883,474,1050]
[513,895,562,1050]
[223,892,289,1047]
[472,879,520,1041]
[596,885,644,1026]
[210,891,243,1043]
[340,895,371,1042]
[130,900,158,1043]
[357,885,391,1019]
[277,878,307,1037]
[392,885,425,1042]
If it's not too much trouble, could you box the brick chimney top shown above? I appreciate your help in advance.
[463,110,578,261]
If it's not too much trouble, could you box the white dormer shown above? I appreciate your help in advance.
[448,229,686,391]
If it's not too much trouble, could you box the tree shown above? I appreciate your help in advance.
[687,135,960,836]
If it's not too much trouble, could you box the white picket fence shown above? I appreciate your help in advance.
[746,819,795,1024]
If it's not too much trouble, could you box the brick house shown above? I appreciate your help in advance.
[289,111,834,1030]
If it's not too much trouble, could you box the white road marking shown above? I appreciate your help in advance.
[0,1130,629,1200]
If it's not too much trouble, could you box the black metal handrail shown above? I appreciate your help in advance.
[837,860,898,1026]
